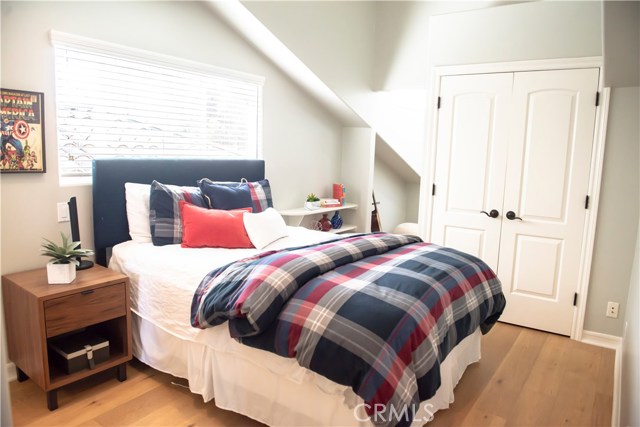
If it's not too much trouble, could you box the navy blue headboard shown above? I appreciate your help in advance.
[92,158,265,266]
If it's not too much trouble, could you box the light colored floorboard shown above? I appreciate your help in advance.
[9,323,614,427]
[429,323,614,427]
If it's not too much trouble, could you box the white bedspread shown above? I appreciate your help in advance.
[111,226,336,342]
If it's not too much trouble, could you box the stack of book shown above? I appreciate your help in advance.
[332,183,346,206]
[320,198,342,208]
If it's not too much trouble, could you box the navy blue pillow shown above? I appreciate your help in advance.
[198,180,253,210]
[198,178,273,212]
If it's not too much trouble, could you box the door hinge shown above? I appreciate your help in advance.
[573,292,578,306]
[437,97,441,109]
[585,195,590,209]
[432,184,436,196]
[595,92,600,107]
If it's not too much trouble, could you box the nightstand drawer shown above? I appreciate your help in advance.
[44,283,127,337]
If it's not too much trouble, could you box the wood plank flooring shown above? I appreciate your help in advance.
[428,323,614,427]
[9,323,614,426]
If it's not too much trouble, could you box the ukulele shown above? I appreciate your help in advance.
[371,191,381,232]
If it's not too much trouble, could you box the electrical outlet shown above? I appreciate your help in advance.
[606,301,619,318]
[57,202,69,222]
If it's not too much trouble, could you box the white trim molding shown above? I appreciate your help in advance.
[581,330,622,427]
[433,56,603,77]
[581,329,622,350]
[572,87,611,341]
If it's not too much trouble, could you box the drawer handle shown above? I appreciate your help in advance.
[80,289,95,295]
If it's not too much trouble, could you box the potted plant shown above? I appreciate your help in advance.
[41,233,94,284]
[305,193,321,210]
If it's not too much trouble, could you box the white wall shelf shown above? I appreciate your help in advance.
[280,203,358,234]
[328,224,357,234]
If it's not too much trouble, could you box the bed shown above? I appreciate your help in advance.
[93,158,504,427]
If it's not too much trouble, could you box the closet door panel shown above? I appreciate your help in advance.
[443,227,485,258]
[518,90,575,220]
[430,73,512,271]
[510,235,563,298]
[498,68,599,335]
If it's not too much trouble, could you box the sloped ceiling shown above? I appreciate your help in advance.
[205,1,517,180]
[205,0,366,127]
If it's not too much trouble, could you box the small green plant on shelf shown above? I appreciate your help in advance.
[41,232,93,265]
[305,193,321,210]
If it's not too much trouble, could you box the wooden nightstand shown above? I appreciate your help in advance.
[2,264,132,410]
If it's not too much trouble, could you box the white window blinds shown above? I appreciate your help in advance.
[51,32,263,180]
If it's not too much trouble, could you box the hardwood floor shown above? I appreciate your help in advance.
[9,322,614,427]
[428,323,614,427]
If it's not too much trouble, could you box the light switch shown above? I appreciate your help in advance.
[57,202,70,222]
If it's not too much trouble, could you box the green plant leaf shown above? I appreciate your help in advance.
[41,232,94,263]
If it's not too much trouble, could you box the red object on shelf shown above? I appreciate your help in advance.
[333,183,346,205]
[319,214,332,231]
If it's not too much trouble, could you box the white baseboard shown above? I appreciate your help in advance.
[581,330,622,427]
[581,329,622,350]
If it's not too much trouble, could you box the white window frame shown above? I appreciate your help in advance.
[50,30,264,186]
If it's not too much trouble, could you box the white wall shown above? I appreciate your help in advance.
[374,157,407,233]
[0,1,344,274]
[586,0,640,336]
[373,1,527,91]
[341,128,375,233]
[243,1,375,99]
[600,22,640,421]
[585,87,640,335]
[426,1,601,67]
[243,1,427,174]
[620,218,640,427]
[603,1,640,88]
[242,2,525,174]
[405,183,420,224]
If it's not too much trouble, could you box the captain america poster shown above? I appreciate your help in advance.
[1,88,46,173]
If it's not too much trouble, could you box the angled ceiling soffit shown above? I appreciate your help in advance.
[204,0,366,127]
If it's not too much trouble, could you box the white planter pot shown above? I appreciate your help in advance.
[304,201,321,210]
[47,262,76,284]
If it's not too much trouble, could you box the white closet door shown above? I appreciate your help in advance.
[430,73,512,271]
[497,68,599,335]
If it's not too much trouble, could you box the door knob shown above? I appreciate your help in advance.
[506,211,523,221]
[480,209,500,218]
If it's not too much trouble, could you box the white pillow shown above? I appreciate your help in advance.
[243,208,288,249]
[125,183,152,243]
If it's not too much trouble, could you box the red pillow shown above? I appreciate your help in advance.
[179,201,254,248]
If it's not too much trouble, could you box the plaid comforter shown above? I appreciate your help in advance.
[191,233,505,427]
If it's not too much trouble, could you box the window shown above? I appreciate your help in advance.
[51,31,263,183]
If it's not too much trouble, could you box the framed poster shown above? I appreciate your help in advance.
[1,88,46,173]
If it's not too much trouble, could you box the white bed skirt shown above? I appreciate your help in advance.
[132,312,481,427]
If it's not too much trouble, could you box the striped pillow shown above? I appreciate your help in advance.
[149,180,207,246]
